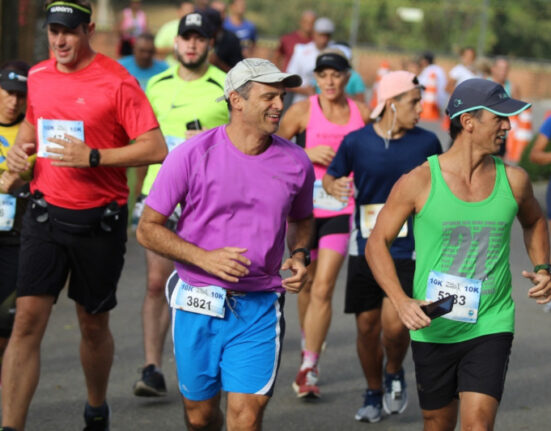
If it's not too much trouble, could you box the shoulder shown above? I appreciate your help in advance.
[146,66,177,91]
[392,161,432,199]
[346,123,373,141]
[287,99,310,117]
[204,65,226,87]
[94,54,137,84]
[410,126,441,145]
[352,100,371,122]
[28,59,55,81]
[503,161,531,193]
[273,135,311,167]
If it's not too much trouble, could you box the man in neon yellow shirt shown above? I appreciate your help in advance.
[133,11,229,398]
[366,79,551,430]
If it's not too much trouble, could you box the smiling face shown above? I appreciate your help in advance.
[47,23,94,72]
[315,67,348,101]
[175,31,211,69]
[235,81,286,135]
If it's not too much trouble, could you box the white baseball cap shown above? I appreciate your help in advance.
[221,58,302,100]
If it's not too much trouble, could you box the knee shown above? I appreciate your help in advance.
[146,273,168,297]
[310,280,334,304]
[11,306,47,339]
[382,324,409,346]
[227,404,262,430]
[356,313,382,339]
[185,406,222,430]
[79,314,111,345]
[422,411,456,431]
[461,414,494,431]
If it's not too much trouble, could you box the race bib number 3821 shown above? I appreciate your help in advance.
[170,280,226,318]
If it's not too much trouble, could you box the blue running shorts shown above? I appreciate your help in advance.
[166,271,286,401]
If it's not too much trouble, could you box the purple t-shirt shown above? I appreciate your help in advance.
[146,125,314,292]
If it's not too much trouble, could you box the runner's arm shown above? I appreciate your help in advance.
[278,100,308,140]
[47,127,167,168]
[529,133,551,165]
[322,173,352,203]
[282,214,314,293]
[7,119,36,173]
[365,167,431,330]
[137,205,251,283]
[507,165,551,303]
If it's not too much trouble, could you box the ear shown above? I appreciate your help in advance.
[87,22,96,37]
[228,91,244,111]
[460,113,475,133]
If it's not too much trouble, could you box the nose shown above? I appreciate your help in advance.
[274,94,284,111]
[501,117,511,131]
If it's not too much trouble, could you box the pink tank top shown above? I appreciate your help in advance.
[121,8,147,37]
[305,95,364,218]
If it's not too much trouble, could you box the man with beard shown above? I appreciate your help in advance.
[132,11,229,398]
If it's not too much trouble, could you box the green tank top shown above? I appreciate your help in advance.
[411,155,518,343]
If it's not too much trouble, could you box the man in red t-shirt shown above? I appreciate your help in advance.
[275,10,316,72]
[2,2,166,431]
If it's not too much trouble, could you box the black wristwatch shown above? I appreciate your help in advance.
[291,248,311,267]
[89,149,100,168]
[534,264,551,273]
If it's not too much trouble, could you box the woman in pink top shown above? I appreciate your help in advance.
[279,49,371,398]
[118,0,148,56]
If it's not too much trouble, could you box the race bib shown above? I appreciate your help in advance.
[165,135,185,153]
[0,194,16,231]
[359,203,407,238]
[425,270,482,323]
[313,179,347,211]
[37,118,84,158]
[170,279,226,318]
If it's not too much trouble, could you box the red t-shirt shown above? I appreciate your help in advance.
[277,31,312,72]
[26,53,159,209]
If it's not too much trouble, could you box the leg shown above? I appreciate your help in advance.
[458,392,498,431]
[422,400,459,431]
[296,260,316,333]
[1,295,55,430]
[142,249,173,367]
[355,309,383,391]
[381,297,410,374]
[182,392,224,431]
[303,248,346,353]
[76,304,114,407]
[226,393,270,431]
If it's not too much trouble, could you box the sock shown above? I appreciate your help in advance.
[300,349,319,370]
[85,401,109,419]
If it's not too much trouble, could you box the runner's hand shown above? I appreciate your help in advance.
[305,145,335,166]
[47,133,92,167]
[198,247,251,283]
[395,297,431,330]
[327,176,353,203]
[523,270,551,304]
[7,142,34,173]
[281,256,308,293]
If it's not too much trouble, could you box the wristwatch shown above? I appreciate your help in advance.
[89,149,100,168]
[534,264,551,273]
[290,248,311,267]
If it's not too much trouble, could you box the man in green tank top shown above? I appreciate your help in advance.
[365,78,551,430]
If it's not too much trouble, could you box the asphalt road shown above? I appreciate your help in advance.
[2,143,551,430]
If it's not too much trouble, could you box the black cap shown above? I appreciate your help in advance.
[45,1,92,29]
[446,78,530,119]
[314,52,350,72]
[0,67,28,94]
[178,12,214,39]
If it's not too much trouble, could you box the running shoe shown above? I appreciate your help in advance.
[292,366,320,398]
[355,389,383,423]
[83,402,110,431]
[133,364,167,397]
[383,368,408,414]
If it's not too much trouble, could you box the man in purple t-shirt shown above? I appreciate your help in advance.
[137,58,314,431]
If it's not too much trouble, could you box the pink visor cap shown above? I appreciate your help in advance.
[370,71,423,119]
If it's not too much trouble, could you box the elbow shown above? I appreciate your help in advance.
[154,143,168,164]
[136,220,148,248]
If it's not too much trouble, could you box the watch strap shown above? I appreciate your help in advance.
[89,148,100,168]
[534,264,551,273]
[290,248,310,266]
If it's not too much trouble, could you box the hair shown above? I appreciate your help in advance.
[420,51,434,64]
[226,80,253,111]
[449,109,483,141]
[135,32,155,43]
[460,46,476,56]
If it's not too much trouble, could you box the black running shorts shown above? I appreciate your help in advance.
[344,255,414,314]
[17,205,127,314]
[411,332,513,410]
